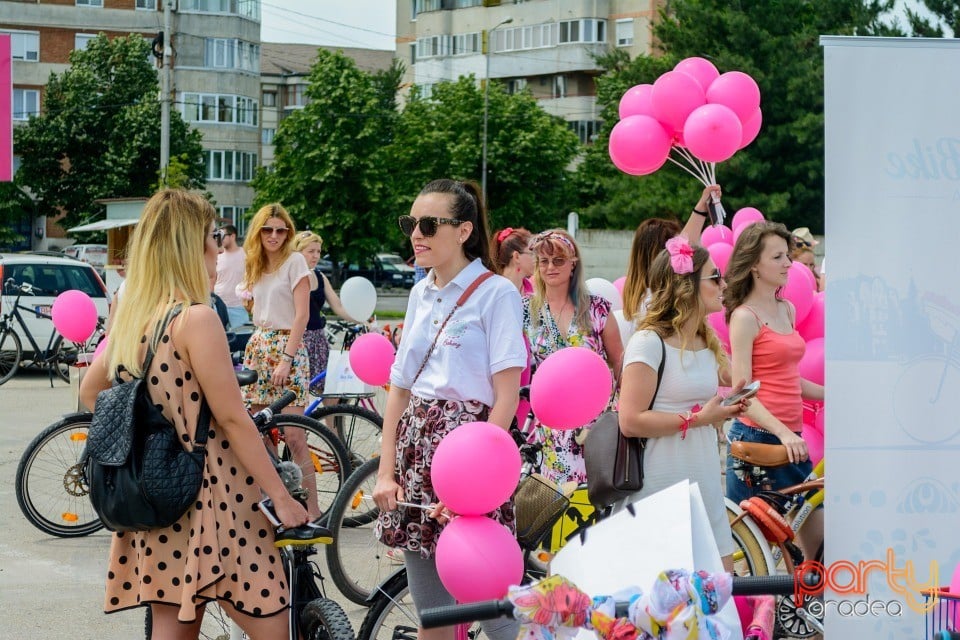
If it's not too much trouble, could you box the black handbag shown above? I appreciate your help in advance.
[584,334,666,509]
[84,306,212,532]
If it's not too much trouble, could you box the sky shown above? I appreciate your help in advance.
[260,0,397,51]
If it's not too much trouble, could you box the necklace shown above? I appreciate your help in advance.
[547,298,571,333]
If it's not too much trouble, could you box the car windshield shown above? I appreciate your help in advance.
[379,255,403,265]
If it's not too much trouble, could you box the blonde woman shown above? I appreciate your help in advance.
[292,230,364,397]
[523,228,623,485]
[79,190,309,639]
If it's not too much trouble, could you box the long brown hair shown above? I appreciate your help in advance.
[418,179,494,271]
[623,218,682,322]
[639,244,727,368]
[242,203,297,287]
[490,227,532,274]
[722,221,795,323]
[528,229,591,331]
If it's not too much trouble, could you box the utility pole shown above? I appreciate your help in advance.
[159,0,173,185]
[481,16,512,206]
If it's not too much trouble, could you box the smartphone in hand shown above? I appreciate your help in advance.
[721,381,760,407]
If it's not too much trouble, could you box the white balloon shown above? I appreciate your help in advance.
[586,277,623,311]
[340,277,377,321]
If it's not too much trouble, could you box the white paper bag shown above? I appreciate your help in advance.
[324,349,372,396]
[550,480,742,639]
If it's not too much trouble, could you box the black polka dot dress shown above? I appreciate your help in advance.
[103,324,288,622]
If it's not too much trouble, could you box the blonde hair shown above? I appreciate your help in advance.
[293,230,323,253]
[106,189,216,378]
[529,229,591,331]
[639,244,728,369]
[242,203,297,287]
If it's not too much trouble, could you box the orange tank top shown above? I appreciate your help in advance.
[740,307,806,433]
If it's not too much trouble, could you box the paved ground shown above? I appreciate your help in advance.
[0,369,371,639]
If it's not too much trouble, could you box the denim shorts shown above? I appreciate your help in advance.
[725,419,814,504]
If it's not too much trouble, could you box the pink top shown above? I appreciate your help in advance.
[250,252,312,330]
[740,308,806,433]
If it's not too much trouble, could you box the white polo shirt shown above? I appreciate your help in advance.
[390,258,526,407]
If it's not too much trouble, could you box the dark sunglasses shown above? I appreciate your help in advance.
[537,256,573,269]
[212,228,225,248]
[398,215,462,237]
[260,225,289,236]
[700,268,723,282]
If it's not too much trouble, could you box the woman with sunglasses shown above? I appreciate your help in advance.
[723,221,824,564]
[80,190,310,639]
[618,237,747,571]
[523,228,624,486]
[239,204,323,519]
[373,179,526,640]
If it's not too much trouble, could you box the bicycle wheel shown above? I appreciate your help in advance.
[302,598,355,640]
[0,327,23,385]
[358,571,418,640]
[16,413,103,537]
[270,414,351,519]
[144,603,248,640]
[308,404,382,468]
[325,458,395,605]
[726,501,772,577]
[49,334,81,383]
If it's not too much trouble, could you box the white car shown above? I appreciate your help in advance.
[0,253,109,360]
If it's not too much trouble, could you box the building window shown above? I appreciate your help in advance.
[452,32,480,56]
[182,92,258,126]
[493,23,555,52]
[559,19,606,44]
[286,84,307,108]
[262,91,276,107]
[76,0,104,6]
[136,0,157,8]
[568,120,602,144]
[415,34,451,59]
[261,128,275,145]
[4,31,40,62]
[415,0,441,12]
[75,34,97,51]
[507,78,527,94]
[409,43,416,65]
[616,19,634,46]
[552,75,566,99]
[181,0,261,19]
[205,151,258,182]
[203,38,259,72]
[220,206,249,236]
[13,89,40,120]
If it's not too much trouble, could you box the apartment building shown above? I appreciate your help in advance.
[1,0,262,234]
[396,0,661,144]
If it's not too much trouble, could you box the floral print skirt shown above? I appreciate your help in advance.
[241,328,311,407]
[303,328,329,396]
[374,395,516,558]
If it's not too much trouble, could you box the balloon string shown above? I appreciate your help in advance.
[667,154,708,186]
[360,495,435,511]
[671,147,710,185]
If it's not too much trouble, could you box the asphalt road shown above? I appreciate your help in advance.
[0,369,372,639]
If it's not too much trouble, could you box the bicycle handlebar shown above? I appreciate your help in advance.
[251,390,297,428]
[420,573,815,629]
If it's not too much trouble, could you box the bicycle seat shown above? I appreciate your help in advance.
[235,369,258,387]
[274,520,333,548]
[729,441,790,468]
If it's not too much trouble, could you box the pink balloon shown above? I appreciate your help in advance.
[432,422,521,516]
[531,347,612,430]
[797,292,825,341]
[51,290,98,343]
[739,107,763,149]
[618,83,655,120]
[707,242,734,276]
[949,562,960,631]
[683,104,742,163]
[613,276,627,295]
[706,71,761,122]
[93,336,108,361]
[674,57,720,91]
[731,207,765,233]
[608,115,673,176]
[650,71,706,134]
[782,261,815,324]
[348,333,396,386]
[707,311,730,353]
[802,422,824,467]
[436,516,523,602]
[798,337,824,386]
[700,225,733,248]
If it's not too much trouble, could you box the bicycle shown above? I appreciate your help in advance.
[143,391,354,640]
[0,278,105,386]
[725,441,826,637]
[16,370,353,538]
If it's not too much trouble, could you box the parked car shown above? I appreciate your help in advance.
[0,253,110,357]
[63,244,108,279]
[340,253,416,289]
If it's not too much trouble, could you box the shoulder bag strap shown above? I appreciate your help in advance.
[410,271,496,387]
[638,334,668,448]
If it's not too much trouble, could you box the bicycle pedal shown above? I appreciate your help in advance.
[274,521,333,547]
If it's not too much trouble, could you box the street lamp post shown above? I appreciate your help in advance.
[481,16,513,206]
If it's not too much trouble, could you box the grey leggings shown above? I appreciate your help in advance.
[404,551,520,640]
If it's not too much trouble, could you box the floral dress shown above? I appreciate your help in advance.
[522,294,612,485]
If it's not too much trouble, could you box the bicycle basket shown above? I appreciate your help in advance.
[513,473,570,550]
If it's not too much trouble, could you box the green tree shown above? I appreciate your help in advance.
[14,34,204,229]
[0,183,36,247]
[387,77,580,234]
[904,0,960,36]
[252,50,403,264]
[575,1,900,232]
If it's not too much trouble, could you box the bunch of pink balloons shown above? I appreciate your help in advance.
[610,57,762,175]
[432,421,524,602]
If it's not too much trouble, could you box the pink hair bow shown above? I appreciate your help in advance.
[497,227,515,243]
[666,235,695,274]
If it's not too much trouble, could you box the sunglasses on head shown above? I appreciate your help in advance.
[398,215,463,237]
[212,228,225,248]
[260,225,288,237]
[700,268,723,282]
[537,256,574,269]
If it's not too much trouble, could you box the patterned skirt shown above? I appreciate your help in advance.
[241,328,311,407]
[302,328,330,395]
[374,395,516,558]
